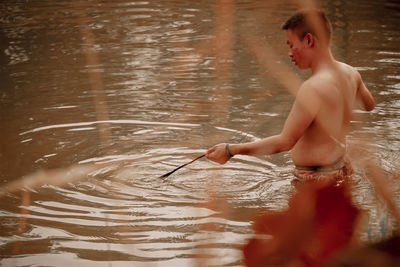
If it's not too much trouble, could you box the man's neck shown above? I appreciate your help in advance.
[310,48,335,74]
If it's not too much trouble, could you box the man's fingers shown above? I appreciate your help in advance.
[205,146,215,158]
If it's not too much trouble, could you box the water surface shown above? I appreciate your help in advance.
[1,0,399,266]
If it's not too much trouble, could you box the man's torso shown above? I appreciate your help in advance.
[291,61,359,166]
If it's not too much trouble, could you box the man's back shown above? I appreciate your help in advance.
[291,61,361,166]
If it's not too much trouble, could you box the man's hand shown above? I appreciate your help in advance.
[206,143,232,164]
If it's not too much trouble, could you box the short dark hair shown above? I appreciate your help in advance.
[282,8,332,42]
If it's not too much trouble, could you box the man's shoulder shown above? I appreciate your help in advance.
[337,61,352,69]
[301,75,330,93]
[296,79,322,103]
[336,61,363,87]
[337,61,361,78]
[299,73,337,102]
[305,62,361,89]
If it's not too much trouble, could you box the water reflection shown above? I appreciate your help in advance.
[0,0,399,266]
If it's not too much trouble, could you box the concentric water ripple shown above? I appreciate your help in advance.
[1,0,400,266]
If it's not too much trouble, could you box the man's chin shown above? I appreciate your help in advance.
[298,64,308,70]
[293,62,305,69]
[292,61,307,70]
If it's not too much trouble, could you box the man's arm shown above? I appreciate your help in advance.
[355,72,374,111]
[206,84,320,164]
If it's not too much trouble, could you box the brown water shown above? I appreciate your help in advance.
[0,0,399,266]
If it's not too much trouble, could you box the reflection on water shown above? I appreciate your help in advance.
[1,0,399,266]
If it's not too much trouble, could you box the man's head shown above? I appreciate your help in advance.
[282,9,332,69]
[282,8,332,43]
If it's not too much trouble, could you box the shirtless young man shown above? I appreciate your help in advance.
[205,9,374,185]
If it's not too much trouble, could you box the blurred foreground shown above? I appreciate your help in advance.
[243,180,400,267]
[1,0,399,266]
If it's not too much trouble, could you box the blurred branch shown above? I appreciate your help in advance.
[348,141,400,232]
[240,32,302,96]
[73,1,112,146]
[0,163,105,198]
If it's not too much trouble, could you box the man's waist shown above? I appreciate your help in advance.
[295,156,346,172]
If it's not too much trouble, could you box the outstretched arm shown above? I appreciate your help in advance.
[206,84,320,164]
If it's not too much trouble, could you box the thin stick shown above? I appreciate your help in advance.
[159,154,206,179]
[159,93,271,179]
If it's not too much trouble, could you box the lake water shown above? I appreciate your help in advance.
[1,0,399,266]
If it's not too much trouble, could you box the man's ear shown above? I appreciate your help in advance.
[304,33,314,47]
